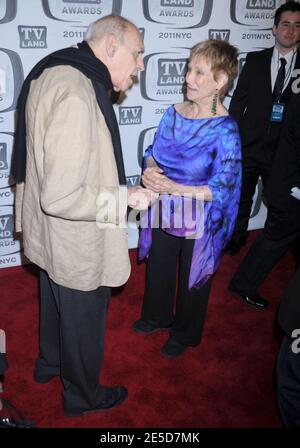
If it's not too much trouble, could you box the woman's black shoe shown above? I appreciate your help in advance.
[161,337,187,358]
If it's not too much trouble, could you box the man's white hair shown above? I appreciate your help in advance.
[85,15,137,44]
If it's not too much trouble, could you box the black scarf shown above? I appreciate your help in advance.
[11,41,126,185]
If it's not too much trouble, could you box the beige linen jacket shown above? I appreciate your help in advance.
[15,65,131,291]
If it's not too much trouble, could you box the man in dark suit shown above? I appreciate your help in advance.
[229,92,300,309]
[277,263,300,427]
[226,1,300,256]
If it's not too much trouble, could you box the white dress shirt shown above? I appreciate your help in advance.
[271,46,297,92]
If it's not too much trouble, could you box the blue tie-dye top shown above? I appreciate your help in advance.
[139,105,242,289]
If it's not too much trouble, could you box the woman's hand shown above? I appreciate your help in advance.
[142,167,177,194]
[142,168,212,200]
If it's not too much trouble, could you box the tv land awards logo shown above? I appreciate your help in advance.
[226,51,248,98]
[0,213,13,240]
[230,0,282,26]
[246,0,276,9]
[142,0,212,28]
[0,206,21,260]
[126,175,141,187]
[157,58,187,85]
[161,0,195,6]
[0,186,13,206]
[0,134,14,189]
[0,143,8,170]
[41,0,122,22]
[0,49,24,113]
[63,0,101,3]
[119,107,142,125]
[0,0,17,24]
[18,26,47,49]
[137,127,157,167]
[140,52,188,102]
[209,29,231,41]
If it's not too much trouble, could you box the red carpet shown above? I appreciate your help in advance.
[0,231,293,427]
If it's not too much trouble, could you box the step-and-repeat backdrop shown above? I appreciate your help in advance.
[0,0,286,268]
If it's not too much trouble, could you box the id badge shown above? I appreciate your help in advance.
[270,103,285,122]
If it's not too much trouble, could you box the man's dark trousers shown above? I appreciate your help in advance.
[35,270,110,412]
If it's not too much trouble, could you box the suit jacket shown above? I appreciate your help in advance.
[15,65,131,291]
[229,47,300,166]
[265,93,300,213]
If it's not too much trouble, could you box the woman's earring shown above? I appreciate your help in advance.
[211,90,218,116]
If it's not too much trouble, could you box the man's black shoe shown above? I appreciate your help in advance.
[64,386,128,417]
[161,337,187,358]
[228,284,269,310]
[0,399,36,428]
[132,319,172,334]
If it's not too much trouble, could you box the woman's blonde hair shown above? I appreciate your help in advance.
[190,39,239,96]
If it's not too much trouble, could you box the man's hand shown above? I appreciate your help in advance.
[128,186,158,210]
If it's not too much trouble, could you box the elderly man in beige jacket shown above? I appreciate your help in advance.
[12,15,153,417]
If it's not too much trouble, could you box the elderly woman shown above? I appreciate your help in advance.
[133,40,242,358]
